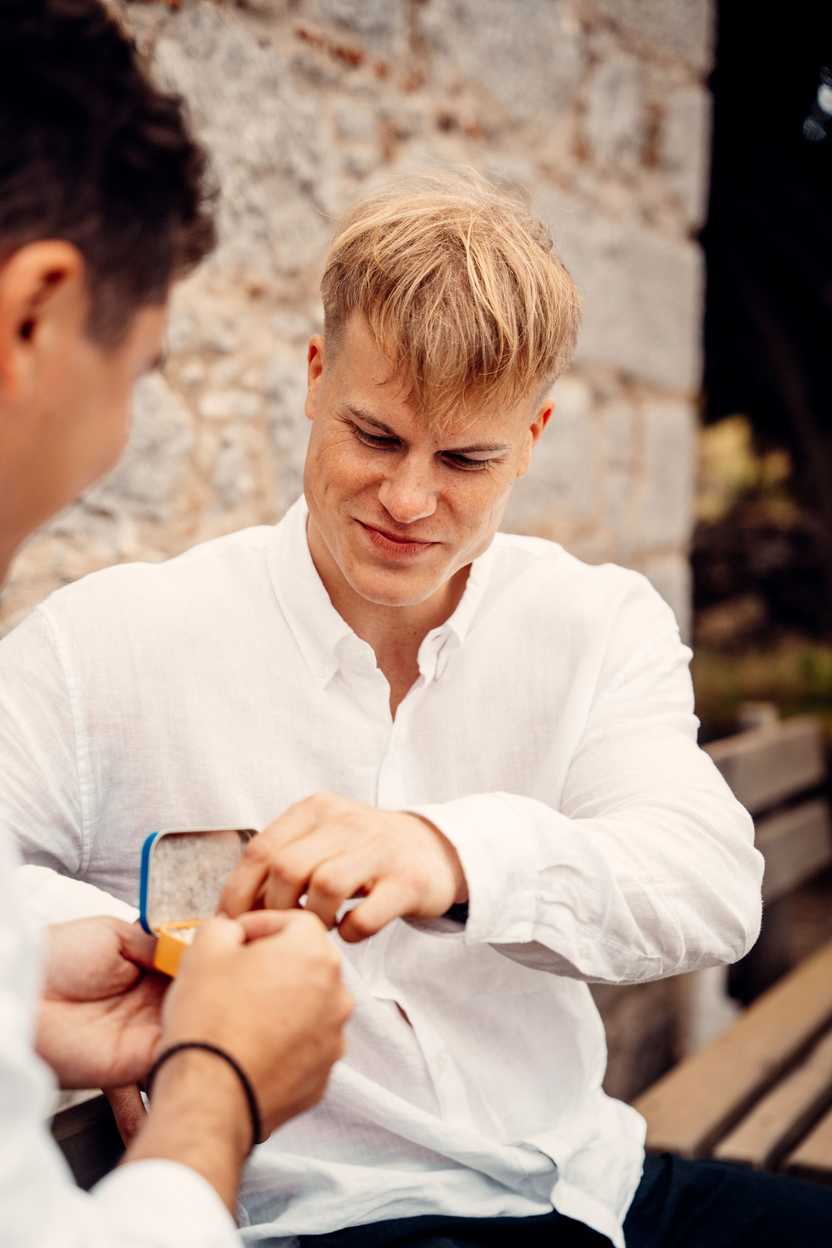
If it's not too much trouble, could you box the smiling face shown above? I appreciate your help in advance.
[303,312,551,629]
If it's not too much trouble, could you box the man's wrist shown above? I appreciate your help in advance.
[408,814,469,905]
[145,1047,252,1165]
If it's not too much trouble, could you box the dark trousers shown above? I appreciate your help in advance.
[298,1153,832,1247]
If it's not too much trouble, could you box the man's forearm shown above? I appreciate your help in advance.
[125,1050,251,1214]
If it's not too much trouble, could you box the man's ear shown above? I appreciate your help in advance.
[516,402,554,478]
[305,334,326,423]
[0,241,86,400]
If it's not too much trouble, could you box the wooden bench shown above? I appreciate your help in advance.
[635,713,832,1184]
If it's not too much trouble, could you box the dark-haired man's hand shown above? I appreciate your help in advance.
[160,909,353,1138]
[35,916,167,1090]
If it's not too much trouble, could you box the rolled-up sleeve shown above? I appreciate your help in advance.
[411,578,763,985]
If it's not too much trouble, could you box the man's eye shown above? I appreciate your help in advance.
[443,453,491,472]
[353,427,399,450]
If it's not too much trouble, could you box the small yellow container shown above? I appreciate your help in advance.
[154,919,204,977]
[139,828,257,976]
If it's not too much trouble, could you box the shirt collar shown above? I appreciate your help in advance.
[268,495,496,688]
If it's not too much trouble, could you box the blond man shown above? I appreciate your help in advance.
[2,173,828,1246]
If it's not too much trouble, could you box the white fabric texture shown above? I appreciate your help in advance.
[0,827,244,1248]
[0,496,763,1248]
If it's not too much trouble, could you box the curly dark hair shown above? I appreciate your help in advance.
[0,0,216,342]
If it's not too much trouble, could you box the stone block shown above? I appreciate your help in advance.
[592,0,714,73]
[503,375,597,536]
[584,53,646,169]
[638,551,692,641]
[333,98,379,145]
[82,375,194,522]
[635,398,696,551]
[153,2,331,279]
[212,429,256,510]
[599,396,639,555]
[199,390,262,423]
[306,0,408,54]
[536,185,704,392]
[660,85,712,228]
[265,354,310,509]
[420,0,585,124]
[594,979,679,1102]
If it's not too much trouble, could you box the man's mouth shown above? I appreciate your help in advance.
[357,521,437,556]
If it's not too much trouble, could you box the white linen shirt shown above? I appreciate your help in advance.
[0,826,243,1248]
[0,496,763,1248]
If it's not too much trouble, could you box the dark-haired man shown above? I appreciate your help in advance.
[0,3,351,1245]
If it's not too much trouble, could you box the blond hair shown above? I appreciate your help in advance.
[320,171,581,429]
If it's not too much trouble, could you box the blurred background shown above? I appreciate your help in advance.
[3,0,831,1100]
[1,0,712,633]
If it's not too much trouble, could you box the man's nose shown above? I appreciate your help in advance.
[377,457,438,524]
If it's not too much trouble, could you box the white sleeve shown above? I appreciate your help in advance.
[0,607,130,923]
[411,579,763,985]
[0,831,240,1248]
[16,865,138,926]
[0,606,83,873]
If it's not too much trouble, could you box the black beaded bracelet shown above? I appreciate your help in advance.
[146,1041,262,1155]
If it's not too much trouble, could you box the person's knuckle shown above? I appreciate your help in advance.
[324,955,344,987]
[270,855,305,887]
[346,909,375,940]
[244,834,273,865]
[311,864,344,901]
[338,988,355,1023]
[293,908,326,934]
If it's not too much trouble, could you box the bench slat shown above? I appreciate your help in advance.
[713,1026,832,1169]
[784,1105,832,1185]
[706,718,825,816]
[756,800,832,904]
[634,942,832,1157]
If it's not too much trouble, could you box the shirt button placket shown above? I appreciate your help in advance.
[375,673,428,809]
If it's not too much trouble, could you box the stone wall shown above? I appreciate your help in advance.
[0,0,712,635]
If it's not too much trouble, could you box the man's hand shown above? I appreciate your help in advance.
[161,909,353,1137]
[219,793,468,942]
[36,916,167,1090]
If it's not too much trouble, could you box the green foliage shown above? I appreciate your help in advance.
[693,641,832,743]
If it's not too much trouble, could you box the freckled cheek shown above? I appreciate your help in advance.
[449,473,512,528]
[312,442,377,508]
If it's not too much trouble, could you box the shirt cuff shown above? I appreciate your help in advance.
[408,793,542,947]
[92,1159,239,1248]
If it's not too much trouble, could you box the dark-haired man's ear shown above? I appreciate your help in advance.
[0,241,85,399]
[305,335,326,423]
[516,403,553,478]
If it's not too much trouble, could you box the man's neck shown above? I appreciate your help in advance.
[306,515,469,673]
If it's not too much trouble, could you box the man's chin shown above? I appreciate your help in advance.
[346,568,443,610]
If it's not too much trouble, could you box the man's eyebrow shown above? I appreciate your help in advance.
[343,404,510,453]
[344,405,396,434]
